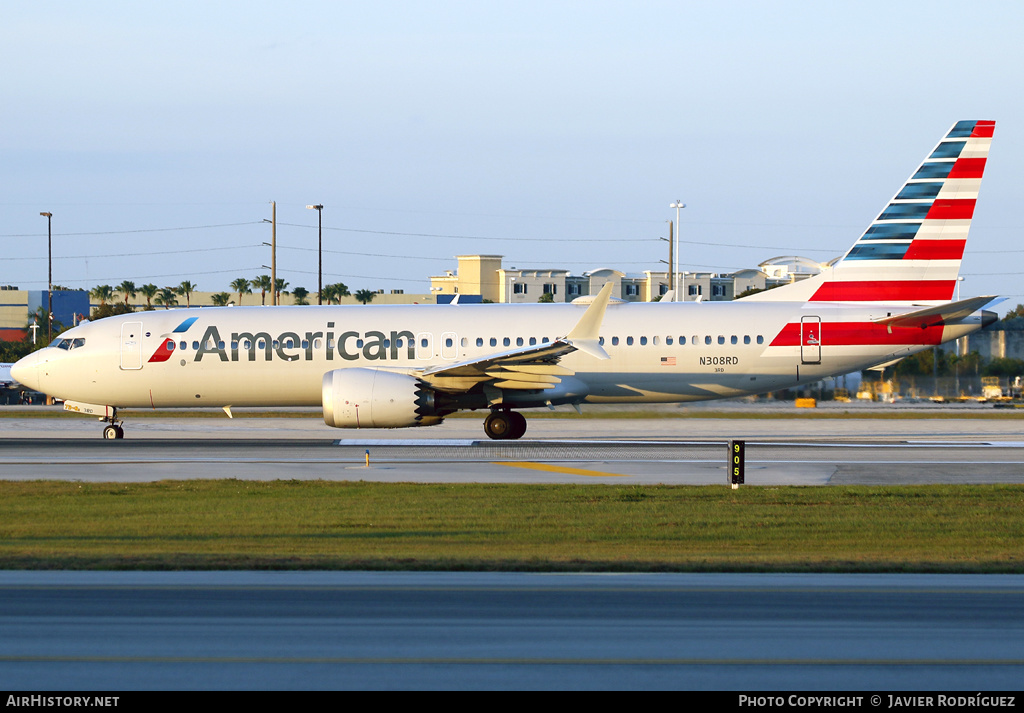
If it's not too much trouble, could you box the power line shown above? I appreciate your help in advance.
[0,221,262,238]
[4,244,261,261]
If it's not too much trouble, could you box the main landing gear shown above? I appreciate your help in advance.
[483,409,527,440]
[101,408,125,440]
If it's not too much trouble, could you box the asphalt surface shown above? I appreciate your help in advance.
[2,427,1024,484]
[1,571,1022,691]
[3,408,1022,690]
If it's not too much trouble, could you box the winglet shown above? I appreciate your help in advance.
[565,282,613,360]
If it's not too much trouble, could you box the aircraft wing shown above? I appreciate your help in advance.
[417,282,614,393]
[873,296,1000,330]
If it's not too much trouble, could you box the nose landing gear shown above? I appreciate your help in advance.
[101,408,125,439]
[483,409,527,440]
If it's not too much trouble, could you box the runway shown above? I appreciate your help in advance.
[3,414,1023,690]
[2,571,1023,691]
[3,432,1024,484]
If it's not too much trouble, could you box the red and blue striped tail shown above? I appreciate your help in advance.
[747,121,994,305]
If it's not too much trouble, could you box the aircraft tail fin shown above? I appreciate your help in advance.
[742,120,994,305]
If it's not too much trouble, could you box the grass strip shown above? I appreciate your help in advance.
[0,481,1021,572]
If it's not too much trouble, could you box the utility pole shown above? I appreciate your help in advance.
[667,220,674,296]
[271,201,277,306]
[307,204,324,304]
[40,212,52,343]
[670,201,685,302]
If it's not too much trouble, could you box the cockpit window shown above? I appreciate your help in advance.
[48,337,85,350]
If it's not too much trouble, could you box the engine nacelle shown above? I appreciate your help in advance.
[322,368,442,429]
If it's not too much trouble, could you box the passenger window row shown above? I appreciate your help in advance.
[164,333,765,353]
[599,335,764,346]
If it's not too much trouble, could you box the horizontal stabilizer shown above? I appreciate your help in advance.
[873,296,998,330]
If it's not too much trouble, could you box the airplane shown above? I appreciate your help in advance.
[0,363,14,389]
[11,120,1000,440]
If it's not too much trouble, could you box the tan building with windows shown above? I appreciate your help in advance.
[431,255,823,304]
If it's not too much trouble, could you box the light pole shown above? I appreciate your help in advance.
[39,212,52,343]
[670,201,685,301]
[307,204,324,305]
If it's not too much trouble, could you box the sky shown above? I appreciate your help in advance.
[3,1,1023,310]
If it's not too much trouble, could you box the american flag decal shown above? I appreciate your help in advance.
[661,356,676,366]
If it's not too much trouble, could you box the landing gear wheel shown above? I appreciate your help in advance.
[508,411,527,440]
[100,407,124,439]
[483,410,527,440]
[484,411,511,440]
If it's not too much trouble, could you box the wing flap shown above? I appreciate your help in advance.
[418,283,615,394]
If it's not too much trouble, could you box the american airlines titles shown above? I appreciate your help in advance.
[190,324,417,363]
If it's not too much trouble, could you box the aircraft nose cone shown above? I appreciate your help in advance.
[10,352,41,391]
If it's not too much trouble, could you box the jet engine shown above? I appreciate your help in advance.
[322,367,444,428]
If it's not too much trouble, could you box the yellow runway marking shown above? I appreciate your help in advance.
[495,462,630,477]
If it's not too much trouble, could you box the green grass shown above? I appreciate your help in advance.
[1,481,1021,572]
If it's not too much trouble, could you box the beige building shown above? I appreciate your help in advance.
[431,255,823,304]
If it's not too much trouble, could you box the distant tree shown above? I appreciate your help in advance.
[89,285,114,306]
[983,357,1024,377]
[117,280,137,306]
[176,280,197,308]
[274,278,289,305]
[25,307,65,349]
[354,289,376,305]
[91,303,135,320]
[951,351,981,377]
[252,275,273,306]
[538,293,554,303]
[231,277,252,306]
[1003,304,1024,320]
[211,292,232,306]
[139,283,159,309]
[894,349,951,379]
[154,287,178,309]
[323,282,350,305]
[291,286,310,306]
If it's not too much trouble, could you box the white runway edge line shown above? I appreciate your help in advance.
[333,438,1024,449]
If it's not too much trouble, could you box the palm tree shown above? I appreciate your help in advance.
[117,280,137,307]
[176,280,197,308]
[231,277,252,306]
[274,278,289,305]
[291,286,309,306]
[354,289,376,305]
[90,285,114,307]
[211,292,232,306]
[139,283,159,310]
[252,275,273,306]
[323,282,350,305]
[154,287,178,309]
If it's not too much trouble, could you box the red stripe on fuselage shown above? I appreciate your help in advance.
[902,239,966,261]
[810,280,955,302]
[769,322,944,347]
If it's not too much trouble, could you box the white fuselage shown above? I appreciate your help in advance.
[13,300,984,410]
